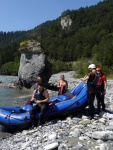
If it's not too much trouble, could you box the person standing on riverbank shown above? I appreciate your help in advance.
[81,64,98,120]
[30,83,49,128]
[96,67,107,113]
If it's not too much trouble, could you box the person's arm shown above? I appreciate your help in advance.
[80,75,89,82]
[57,80,61,88]
[36,90,49,104]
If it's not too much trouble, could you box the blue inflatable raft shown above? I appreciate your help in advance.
[0,82,88,129]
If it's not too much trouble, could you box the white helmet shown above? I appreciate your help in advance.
[88,64,96,69]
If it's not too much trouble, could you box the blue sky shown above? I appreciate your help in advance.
[0,0,103,32]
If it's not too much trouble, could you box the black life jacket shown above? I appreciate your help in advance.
[88,72,100,86]
[34,89,46,100]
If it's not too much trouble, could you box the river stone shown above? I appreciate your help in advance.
[79,136,85,140]
[74,142,84,150]
[99,143,109,150]
[78,119,91,125]
[98,118,106,124]
[43,142,58,150]
[95,145,100,149]
[73,128,81,138]
[108,120,113,126]
[106,113,113,119]
[48,132,57,141]
[58,143,68,150]
[96,139,103,144]
[92,131,113,140]
[110,104,113,111]
[82,115,89,119]
[105,125,113,131]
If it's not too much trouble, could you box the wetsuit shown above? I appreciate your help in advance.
[87,72,99,118]
[30,89,49,126]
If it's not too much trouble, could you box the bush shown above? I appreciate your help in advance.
[72,58,110,78]
[20,40,29,48]
[72,59,89,77]
[50,59,72,74]
[0,61,19,76]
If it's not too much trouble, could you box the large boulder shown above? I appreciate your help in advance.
[18,40,52,88]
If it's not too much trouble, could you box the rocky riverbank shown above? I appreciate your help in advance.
[0,71,113,150]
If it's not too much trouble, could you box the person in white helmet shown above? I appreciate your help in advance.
[88,64,96,69]
[81,64,99,120]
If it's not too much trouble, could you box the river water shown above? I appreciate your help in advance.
[0,75,33,138]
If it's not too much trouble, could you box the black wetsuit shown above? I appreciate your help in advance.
[87,72,99,118]
[30,89,49,126]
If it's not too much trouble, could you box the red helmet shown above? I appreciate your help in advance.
[96,67,102,72]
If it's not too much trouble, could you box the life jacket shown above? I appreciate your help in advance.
[58,79,68,95]
[25,89,46,106]
[34,89,46,101]
[97,76,103,86]
[88,72,100,86]
[96,74,106,91]
[59,85,67,95]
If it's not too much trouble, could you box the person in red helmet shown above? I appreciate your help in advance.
[96,67,107,113]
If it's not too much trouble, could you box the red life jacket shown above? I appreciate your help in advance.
[97,76,103,86]
[97,75,106,86]
[59,85,66,95]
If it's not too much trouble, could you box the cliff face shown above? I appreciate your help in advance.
[18,40,52,88]
[61,15,72,30]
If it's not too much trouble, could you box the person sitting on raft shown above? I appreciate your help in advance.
[57,75,68,95]
[30,83,49,128]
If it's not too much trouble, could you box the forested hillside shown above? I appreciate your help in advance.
[0,0,113,76]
